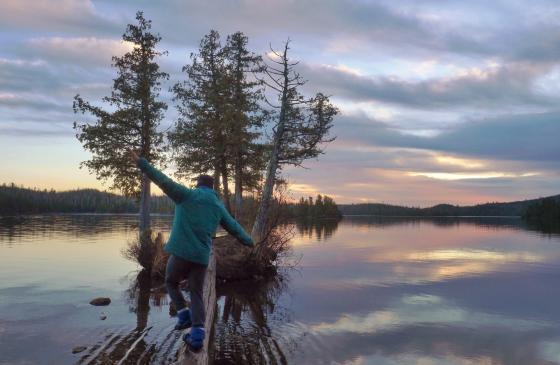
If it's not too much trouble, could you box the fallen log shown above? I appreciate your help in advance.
[174,249,216,365]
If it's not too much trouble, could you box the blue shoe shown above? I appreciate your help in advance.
[175,308,192,330]
[183,326,205,352]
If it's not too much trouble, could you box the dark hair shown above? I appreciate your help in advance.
[196,174,214,189]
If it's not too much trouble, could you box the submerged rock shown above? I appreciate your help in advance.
[72,346,87,354]
[89,297,111,306]
[99,312,107,320]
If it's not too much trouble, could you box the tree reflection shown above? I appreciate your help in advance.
[342,216,560,237]
[524,219,560,235]
[295,218,340,241]
[214,275,294,365]
[77,270,176,365]
[0,214,173,244]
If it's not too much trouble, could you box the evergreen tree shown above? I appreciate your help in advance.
[251,41,338,242]
[291,194,341,219]
[223,32,267,217]
[296,196,309,217]
[315,194,324,216]
[170,30,232,211]
[73,12,168,232]
[524,198,560,222]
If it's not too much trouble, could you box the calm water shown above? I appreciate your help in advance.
[1,215,560,364]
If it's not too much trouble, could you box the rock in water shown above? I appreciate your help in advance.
[89,297,111,306]
[99,312,107,320]
[72,346,87,354]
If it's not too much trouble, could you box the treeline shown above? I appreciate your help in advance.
[339,195,560,217]
[1,184,344,221]
[0,184,174,215]
[523,198,560,223]
[291,195,342,219]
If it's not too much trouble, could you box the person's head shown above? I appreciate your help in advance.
[196,174,214,189]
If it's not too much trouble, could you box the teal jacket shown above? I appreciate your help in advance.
[137,158,254,266]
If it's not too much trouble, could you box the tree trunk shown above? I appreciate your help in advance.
[233,149,243,218]
[251,102,285,242]
[251,151,278,243]
[139,48,151,234]
[138,173,153,271]
[251,52,289,243]
[221,157,232,213]
[213,169,221,193]
[139,173,151,232]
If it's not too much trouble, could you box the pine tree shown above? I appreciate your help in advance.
[223,32,267,217]
[251,40,338,242]
[170,30,233,211]
[315,194,324,216]
[73,12,168,233]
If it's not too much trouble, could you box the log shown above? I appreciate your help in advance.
[174,249,216,365]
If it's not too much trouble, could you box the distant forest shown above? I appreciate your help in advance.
[0,183,174,215]
[2,183,558,220]
[0,184,341,218]
[523,198,560,223]
[339,195,560,217]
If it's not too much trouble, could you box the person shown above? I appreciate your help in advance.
[129,151,254,351]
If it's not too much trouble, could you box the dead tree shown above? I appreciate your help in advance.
[251,40,338,243]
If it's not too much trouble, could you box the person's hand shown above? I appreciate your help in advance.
[128,150,140,165]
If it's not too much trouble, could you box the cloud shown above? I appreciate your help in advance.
[420,112,560,161]
[0,0,121,36]
[408,171,539,181]
[335,112,560,163]
[0,127,72,137]
[103,0,560,65]
[90,0,429,48]
[301,61,557,109]
[0,58,75,92]
[283,111,560,204]
[311,294,546,336]
[23,37,135,67]
[0,93,68,112]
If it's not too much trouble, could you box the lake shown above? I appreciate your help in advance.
[1,215,560,364]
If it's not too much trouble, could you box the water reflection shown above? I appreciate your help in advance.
[343,215,560,237]
[294,218,340,241]
[2,215,560,364]
[0,214,173,244]
[214,275,293,365]
[75,270,182,365]
[219,217,560,365]
[525,218,560,236]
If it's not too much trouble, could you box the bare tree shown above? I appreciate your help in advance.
[251,40,338,243]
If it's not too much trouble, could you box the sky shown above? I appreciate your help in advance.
[1,0,559,206]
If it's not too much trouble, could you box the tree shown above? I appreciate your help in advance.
[170,30,232,210]
[524,198,560,222]
[223,32,267,217]
[315,194,324,215]
[73,12,168,234]
[251,40,338,242]
[296,196,309,217]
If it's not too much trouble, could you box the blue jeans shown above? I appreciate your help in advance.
[165,255,207,327]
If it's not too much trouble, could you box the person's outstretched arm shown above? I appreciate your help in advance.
[129,151,191,204]
[219,206,255,247]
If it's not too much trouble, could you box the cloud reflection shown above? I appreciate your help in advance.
[310,294,548,335]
